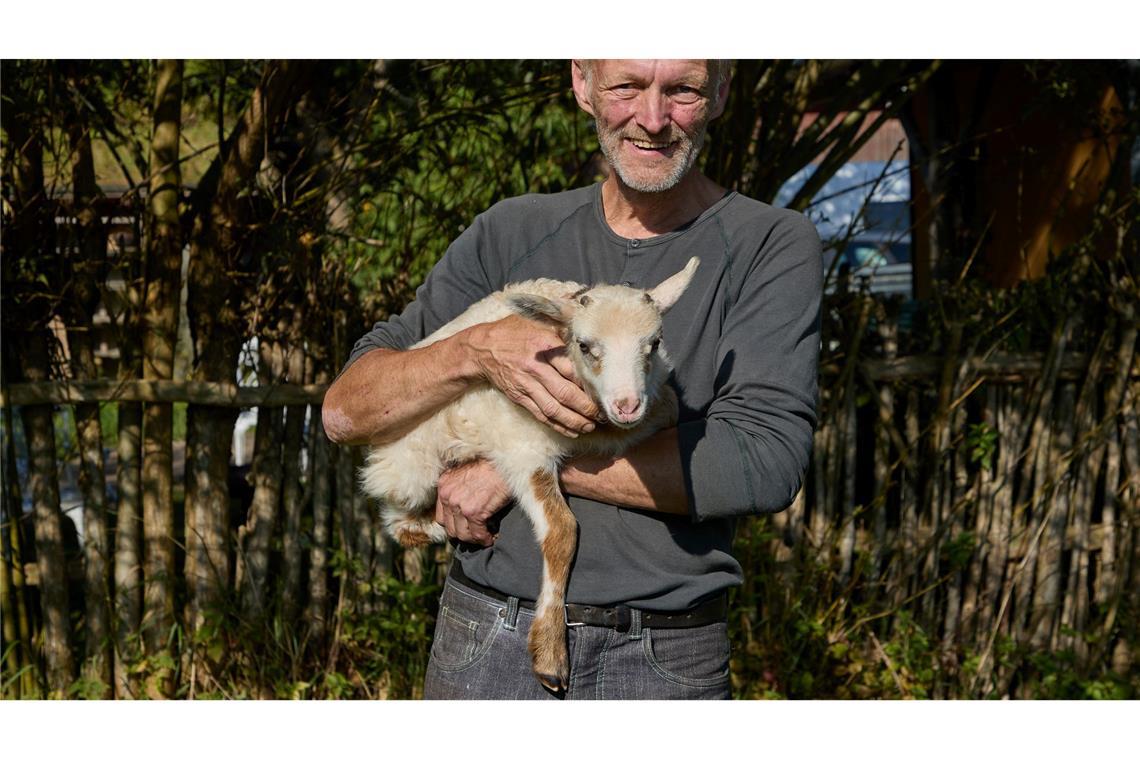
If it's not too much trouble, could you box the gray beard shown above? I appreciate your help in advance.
[597,122,706,194]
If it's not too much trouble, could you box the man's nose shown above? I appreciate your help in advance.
[635,91,671,135]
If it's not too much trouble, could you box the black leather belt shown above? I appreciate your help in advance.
[448,562,727,632]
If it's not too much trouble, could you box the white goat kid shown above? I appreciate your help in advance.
[361,257,699,691]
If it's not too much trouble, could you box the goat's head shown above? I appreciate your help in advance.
[507,256,699,428]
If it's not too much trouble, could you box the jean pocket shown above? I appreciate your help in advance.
[429,591,504,672]
[642,622,731,688]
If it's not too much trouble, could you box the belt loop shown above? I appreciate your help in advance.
[504,596,520,631]
[628,608,643,640]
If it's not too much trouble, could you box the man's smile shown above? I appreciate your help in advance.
[628,137,674,150]
[625,136,679,157]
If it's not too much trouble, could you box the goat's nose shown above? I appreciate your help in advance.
[614,397,641,417]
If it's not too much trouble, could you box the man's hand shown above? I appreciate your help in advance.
[467,315,601,438]
[435,459,513,546]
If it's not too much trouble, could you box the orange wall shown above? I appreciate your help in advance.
[907,63,1127,290]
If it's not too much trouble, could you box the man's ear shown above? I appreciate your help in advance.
[571,60,596,117]
[709,68,732,121]
[505,293,575,327]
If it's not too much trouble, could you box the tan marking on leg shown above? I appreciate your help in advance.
[394,525,434,548]
[533,470,576,578]
[527,469,577,691]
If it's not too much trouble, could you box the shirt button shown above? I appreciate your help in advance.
[630,239,641,248]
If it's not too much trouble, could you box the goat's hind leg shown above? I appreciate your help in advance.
[512,467,578,693]
[362,444,447,548]
[385,500,446,548]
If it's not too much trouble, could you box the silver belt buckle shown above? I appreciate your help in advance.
[564,605,585,627]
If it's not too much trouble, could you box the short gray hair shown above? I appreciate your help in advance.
[577,59,733,108]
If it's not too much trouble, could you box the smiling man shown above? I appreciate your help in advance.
[583,59,719,195]
[322,59,823,699]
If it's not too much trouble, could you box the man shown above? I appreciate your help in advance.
[322,59,822,699]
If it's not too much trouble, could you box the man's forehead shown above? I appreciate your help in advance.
[592,59,711,81]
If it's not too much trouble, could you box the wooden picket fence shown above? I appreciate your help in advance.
[764,312,1140,696]
[2,314,1137,698]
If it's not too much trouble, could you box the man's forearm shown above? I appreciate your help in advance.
[322,333,481,446]
[326,314,601,447]
[559,428,690,516]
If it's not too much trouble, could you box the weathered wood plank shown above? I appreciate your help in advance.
[7,352,1133,408]
[897,387,921,609]
[2,379,328,407]
[1031,382,1075,650]
[856,353,1137,382]
[306,404,333,643]
[869,315,895,580]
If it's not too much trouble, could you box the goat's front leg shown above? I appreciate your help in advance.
[517,468,578,692]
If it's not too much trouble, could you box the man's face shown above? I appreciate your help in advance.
[573,60,726,193]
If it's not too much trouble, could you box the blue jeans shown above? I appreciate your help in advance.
[423,575,732,700]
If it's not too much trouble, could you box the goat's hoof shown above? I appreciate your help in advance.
[534,667,568,693]
[529,643,570,693]
[531,651,570,693]
[528,610,570,692]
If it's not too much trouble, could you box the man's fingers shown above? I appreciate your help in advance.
[514,394,580,438]
[522,378,597,435]
[434,496,454,537]
[465,521,494,547]
[436,495,494,546]
[435,460,506,547]
[538,363,600,422]
[515,387,592,439]
[479,319,599,431]
[548,353,577,381]
[550,379,601,422]
[454,513,494,546]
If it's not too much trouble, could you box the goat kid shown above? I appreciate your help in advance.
[361,257,699,691]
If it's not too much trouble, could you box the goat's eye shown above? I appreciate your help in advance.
[578,341,591,354]
[650,339,660,353]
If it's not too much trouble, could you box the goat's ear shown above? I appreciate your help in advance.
[505,293,574,327]
[647,257,700,313]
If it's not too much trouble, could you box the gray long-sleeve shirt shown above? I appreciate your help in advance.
[345,182,822,610]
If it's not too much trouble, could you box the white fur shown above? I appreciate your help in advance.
[359,257,699,687]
